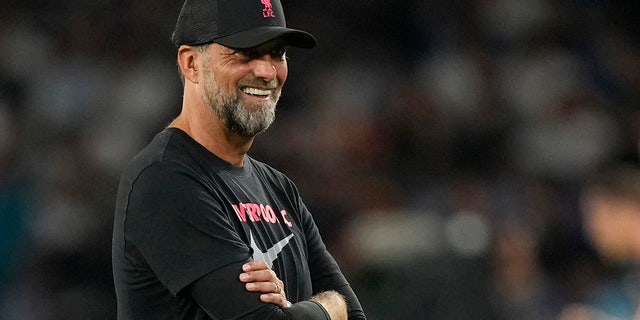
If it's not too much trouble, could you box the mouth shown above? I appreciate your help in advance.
[240,86,274,98]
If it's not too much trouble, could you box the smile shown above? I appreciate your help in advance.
[241,87,273,97]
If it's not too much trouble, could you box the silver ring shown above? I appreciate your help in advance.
[274,282,281,294]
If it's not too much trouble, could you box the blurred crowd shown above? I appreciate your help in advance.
[1,0,640,319]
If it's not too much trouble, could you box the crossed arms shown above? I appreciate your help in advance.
[190,259,348,320]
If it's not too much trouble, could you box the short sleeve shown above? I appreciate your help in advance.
[125,161,250,295]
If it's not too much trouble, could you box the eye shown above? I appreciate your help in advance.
[232,45,287,61]
[237,48,260,60]
[270,47,287,60]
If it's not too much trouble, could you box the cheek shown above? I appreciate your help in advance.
[586,210,625,258]
[277,63,288,84]
[211,64,243,91]
[584,203,607,238]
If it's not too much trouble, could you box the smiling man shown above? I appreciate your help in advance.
[111,0,366,320]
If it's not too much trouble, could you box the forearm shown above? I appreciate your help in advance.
[235,301,331,320]
[311,271,366,319]
[238,261,350,320]
[243,290,348,320]
[311,291,348,320]
[320,284,366,320]
[190,260,333,320]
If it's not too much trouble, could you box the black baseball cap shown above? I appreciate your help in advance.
[171,0,316,49]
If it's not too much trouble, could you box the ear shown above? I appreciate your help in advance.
[177,45,199,84]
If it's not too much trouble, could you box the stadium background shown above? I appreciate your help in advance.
[1,0,639,319]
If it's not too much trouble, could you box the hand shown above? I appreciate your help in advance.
[239,261,292,308]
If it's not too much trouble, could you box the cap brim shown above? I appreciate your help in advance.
[214,26,316,49]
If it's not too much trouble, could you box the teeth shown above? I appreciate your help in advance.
[242,87,271,96]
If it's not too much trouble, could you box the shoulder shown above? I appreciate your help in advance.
[117,129,210,213]
[128,128,197,167]
[115,131,230,231]
[122,129,182,176]
[122,128,216,183]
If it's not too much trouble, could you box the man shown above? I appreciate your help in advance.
[111,0,366,319]
[558,160,640,320]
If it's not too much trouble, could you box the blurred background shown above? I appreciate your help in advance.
[1,0,640,319]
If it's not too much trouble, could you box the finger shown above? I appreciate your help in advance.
[239,269,278,283]
[242,260,268,272]
[275,281,281,294]
[260,293,291,308]
[246,282,287,300]
[244,281,281,294]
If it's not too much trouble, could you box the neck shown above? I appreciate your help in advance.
[170,98,254,167]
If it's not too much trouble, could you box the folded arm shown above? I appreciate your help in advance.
[190,259,347,320]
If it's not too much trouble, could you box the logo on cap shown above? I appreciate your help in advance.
[261,0,275,18]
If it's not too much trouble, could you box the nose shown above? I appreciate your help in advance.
[251,55,277,81]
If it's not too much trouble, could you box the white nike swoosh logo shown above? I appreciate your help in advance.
[250,231,294,268]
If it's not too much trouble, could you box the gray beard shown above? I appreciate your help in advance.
[202,66,278,138]
[214,94,276,138]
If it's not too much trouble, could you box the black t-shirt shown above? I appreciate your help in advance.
[112,128,365,320]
